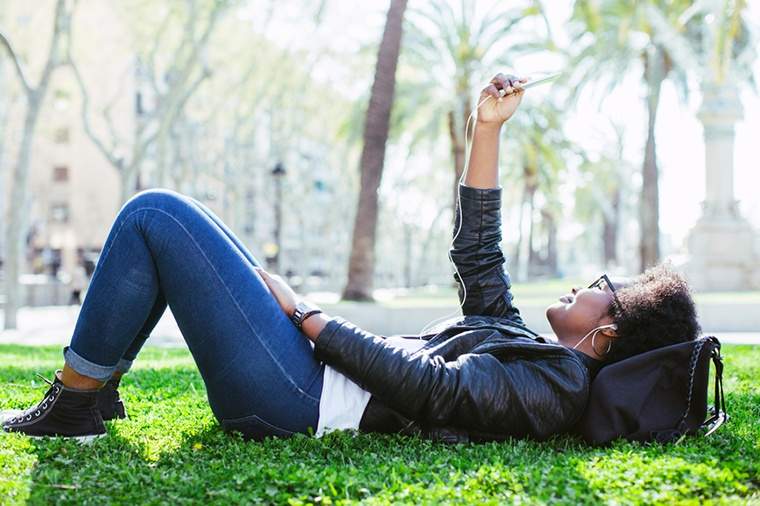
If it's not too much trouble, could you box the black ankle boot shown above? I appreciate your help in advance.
[96,376,127,421]
[2,372,106,441]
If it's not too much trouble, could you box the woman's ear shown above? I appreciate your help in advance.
[601,323,618,338]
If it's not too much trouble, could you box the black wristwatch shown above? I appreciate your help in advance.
[290,301,323,329]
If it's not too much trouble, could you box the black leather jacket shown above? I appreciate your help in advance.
[314,184,601,442]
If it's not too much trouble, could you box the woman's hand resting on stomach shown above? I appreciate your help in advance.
[254,267,300,315]
[255,267,329,342]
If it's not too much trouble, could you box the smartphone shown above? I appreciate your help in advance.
[499,72,560,96]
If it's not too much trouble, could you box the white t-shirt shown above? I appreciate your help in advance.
[315,335,427,437]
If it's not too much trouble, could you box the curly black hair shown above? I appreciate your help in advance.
[605,263,701,363]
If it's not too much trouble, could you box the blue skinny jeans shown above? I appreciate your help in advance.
[63,189,324,439]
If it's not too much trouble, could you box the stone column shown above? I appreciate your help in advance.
[686,83,758,291]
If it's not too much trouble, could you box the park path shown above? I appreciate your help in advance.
[1,305,758,347]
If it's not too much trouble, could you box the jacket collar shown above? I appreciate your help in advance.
[570,348,604,379]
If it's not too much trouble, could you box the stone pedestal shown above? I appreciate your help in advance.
[686,83,759,291]
[687,216,757,291]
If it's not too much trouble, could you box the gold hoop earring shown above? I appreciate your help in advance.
[591,330,612,356]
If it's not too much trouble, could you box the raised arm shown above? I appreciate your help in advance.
[449,74,526,321]
[464,73,526,188]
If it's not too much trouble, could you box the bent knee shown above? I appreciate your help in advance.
[120,188,189,215]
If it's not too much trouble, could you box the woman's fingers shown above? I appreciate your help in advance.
[484,83,500,98]
[489,73,528,97]
[491,74,507,94]
[255,267,288,289]
[255,266,276,278]
[254,267,274,287]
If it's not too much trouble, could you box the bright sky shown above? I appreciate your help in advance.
[249,1,760,252]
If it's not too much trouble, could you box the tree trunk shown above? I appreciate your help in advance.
[448,110,465,215]
[602,189,621,267]
[639,47,666,272]
[403,223,413,288]
[342,0,408,301]
[513,183,527,282]
[516,181,535,282]
[119,156,143,204]
[448,91,471,217]
[1,0,68,329]
[3,95,44,329]
[525,184,537,278]
[413,203,446,286]
[544,210,558,276]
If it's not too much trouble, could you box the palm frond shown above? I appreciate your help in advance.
[644,3,701,74]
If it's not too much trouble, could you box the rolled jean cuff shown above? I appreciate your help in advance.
[63,346,117,382]
[116,358,133,374]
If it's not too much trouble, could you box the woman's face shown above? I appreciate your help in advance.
[546,276,629,341]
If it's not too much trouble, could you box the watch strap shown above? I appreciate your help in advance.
[290,302,322,329]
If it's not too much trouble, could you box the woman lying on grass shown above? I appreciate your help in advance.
[2,74,700,443]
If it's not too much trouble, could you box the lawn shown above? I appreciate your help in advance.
[1,344,758,505]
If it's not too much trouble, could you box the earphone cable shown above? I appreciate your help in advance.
[418,93,495,336]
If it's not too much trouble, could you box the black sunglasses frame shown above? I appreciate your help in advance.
[588,274,624,312]
[588,273,616,292]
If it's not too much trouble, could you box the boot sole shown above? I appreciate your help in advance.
[2,410,107,443]
[67,433,108,444]
[2,430,107,444]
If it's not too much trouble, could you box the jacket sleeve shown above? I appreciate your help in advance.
[314,316,588,438]
[449,183,523,323]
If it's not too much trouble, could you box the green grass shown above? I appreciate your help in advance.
[1,344,758,505]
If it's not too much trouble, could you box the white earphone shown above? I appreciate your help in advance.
[416,90,497,335]
[417,73,559,336]
[572,323,618,355]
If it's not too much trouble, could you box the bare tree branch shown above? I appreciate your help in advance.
[0,0,68,97]
[67,57,123,168]
[0,32,32,95]
[100,64,133,151]
[142,2,225,148]
[3,0,71,330]
[145,11,173,97]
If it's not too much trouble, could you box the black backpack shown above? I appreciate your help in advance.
[576,335,727,445]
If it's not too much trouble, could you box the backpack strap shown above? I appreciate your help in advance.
[675,337,707,435]
[702,337,728,436]
[655,336,728,444]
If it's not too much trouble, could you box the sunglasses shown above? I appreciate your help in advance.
[588,274,624,312]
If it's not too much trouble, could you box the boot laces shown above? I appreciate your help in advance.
[4,373,60,424]
[35,372,54,386]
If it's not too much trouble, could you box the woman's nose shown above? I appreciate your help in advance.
[571,286,580,295]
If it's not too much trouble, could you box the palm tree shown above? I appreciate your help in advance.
[401,0,551,215]
[342,0,409,301]
[505,100,575,280]
[574,124,633,269]
[569,0,693,272]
